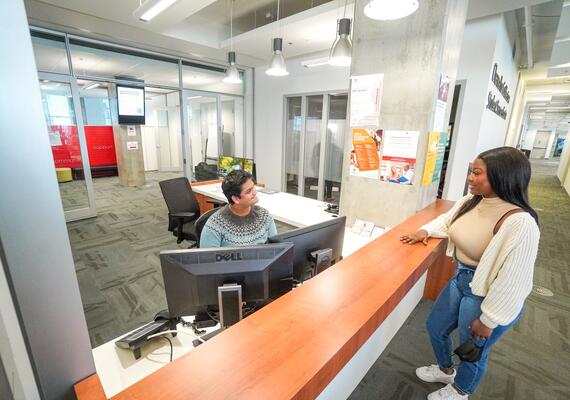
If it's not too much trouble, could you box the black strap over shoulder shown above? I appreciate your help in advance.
[493,208,524,235]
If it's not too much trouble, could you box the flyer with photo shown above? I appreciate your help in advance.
[349,128,382,178]
[380,130,419,184]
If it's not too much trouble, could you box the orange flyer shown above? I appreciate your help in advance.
[352,128,379,171]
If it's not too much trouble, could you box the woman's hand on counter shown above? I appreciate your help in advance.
[400,229,429,245]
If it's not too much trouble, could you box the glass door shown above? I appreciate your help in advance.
[220,95,245,158]
[284,96,303,195]
[182,91,247,181]
[302,95,325,200]
[39,72,96,221]
[284,93,348,204]
[183,91,221,181]
[323,94,348,205]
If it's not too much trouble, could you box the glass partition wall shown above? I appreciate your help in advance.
[31,27,250,220]
[284,93,348,204]
[38,73,96,221]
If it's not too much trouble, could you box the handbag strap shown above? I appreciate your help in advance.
[493,208,524,235]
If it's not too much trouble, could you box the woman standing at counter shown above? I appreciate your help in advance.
[400,147,540,400]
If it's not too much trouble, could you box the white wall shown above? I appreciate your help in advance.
[444,15,518,200]
[254,50,350,190]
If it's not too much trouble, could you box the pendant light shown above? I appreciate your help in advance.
[266,0,289,76]
[364,0,419,21]
[223,0,242,84]
[329,0,352,67]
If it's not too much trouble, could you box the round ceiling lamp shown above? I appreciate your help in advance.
[364,0,419,21]
[329,18,352,66]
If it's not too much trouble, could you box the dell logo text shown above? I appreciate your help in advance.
[216,253,243,261]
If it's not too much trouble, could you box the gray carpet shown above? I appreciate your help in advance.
[349,159,570,400]
[67,171,295,348]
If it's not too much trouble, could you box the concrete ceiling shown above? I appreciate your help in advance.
[26,0,567,67]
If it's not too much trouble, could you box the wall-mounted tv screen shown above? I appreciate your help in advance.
[117,85,145,125]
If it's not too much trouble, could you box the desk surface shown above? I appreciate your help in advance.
[192,182,338,228]
[76,199,454,400]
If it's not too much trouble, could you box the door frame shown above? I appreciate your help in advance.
[182,90,246,180]
[38,72,96,221]
[282,91,347,201]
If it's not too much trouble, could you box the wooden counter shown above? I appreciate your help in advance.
[75,199,455,400]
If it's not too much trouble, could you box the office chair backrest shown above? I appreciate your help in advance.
[195,207,220,247]
[159,177,201,230]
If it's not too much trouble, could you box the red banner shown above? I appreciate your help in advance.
[50,125,116,168]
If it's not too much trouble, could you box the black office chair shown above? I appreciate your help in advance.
[159,177,201,245]
[159,177,226,247]
[195,208,220,247]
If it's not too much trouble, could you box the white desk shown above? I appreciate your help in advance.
[192,182,371,257]
[93,319,217,398]
[193,183,338,228]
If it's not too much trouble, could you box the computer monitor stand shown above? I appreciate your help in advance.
[193,283,243,347]
[309,248,333,277]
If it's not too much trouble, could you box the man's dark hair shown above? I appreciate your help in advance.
[221,170,254,204]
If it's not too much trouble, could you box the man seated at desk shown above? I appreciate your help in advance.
[200,170,277,248]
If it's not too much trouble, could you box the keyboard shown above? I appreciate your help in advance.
[115,319,170,359]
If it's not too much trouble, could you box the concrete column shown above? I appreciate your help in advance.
[109,83,146,187]
[340,0,468,228]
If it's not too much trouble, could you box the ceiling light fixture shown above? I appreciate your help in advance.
[329,0,352,67]
[266,0,289,76]
[364,0,419,21]
[223,0,242,84]
[133,0,177,22]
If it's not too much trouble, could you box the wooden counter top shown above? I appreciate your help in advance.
[75,199,454,400]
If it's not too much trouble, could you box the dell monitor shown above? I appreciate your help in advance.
[160,243,294,327]
[268,216,346,283]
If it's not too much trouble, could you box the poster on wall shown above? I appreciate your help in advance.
[433,73,450,132]
[422,131,448,186]
[380,130,419,184]
[350,74,383,127]
[349,128,381,178]
[438,73,451,102]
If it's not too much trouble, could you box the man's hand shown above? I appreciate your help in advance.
[470,319,493,340]
[400,229,429,245]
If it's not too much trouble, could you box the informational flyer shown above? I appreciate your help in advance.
[349,128,380,178]
[422,131,448,186]
[350,74,383,127]
[380,130,419,184]
[127,141,139,150]
[433,100,447,132]
[433,73,450,131]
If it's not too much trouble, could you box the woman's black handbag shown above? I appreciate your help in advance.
[454,339,483,362]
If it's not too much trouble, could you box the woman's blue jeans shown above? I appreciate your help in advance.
[426,263,523,395]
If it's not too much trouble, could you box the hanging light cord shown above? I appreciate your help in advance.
[229,0,234,51]
[343,0,348,19]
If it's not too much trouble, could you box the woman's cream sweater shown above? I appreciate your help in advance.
[421,195,540,329]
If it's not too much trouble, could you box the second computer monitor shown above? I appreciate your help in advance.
[268,216,346,282]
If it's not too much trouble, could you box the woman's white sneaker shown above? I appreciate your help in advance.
[416,364,456,384]
[427,384,468,399]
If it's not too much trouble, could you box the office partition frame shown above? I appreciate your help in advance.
[282,91,347,202]
[38,71,97,222]
[182,90,247,176]
[30,25,250,187]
